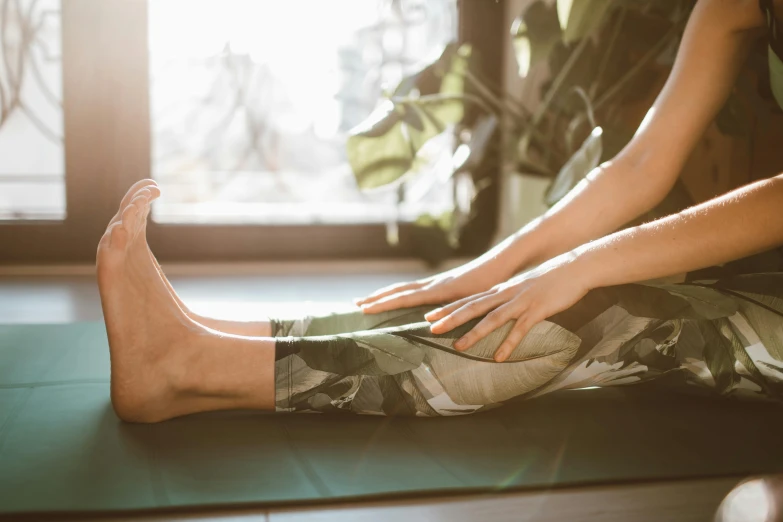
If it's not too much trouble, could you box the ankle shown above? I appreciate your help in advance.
[176,334,275,410]
[169,334,214,397]
[193,315,272,338]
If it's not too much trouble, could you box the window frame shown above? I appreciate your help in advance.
[0,0,505,265]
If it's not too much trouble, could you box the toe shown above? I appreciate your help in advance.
[130,189,154,214]
[145,184,161,200]
[110,180,158,226]
[98,225,113,250]
[127,181,159,207]
[108,222,130,250]
[121,203,141,238]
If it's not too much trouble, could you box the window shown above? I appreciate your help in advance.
[0,0,64,221]
[0,0,502,264]
[149,0,458,225]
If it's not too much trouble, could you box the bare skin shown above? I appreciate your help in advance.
[108,179,272,338]
[97,183,275,423]
[98,0,783,420]
[356,0,775,318]
[358,0,783,361]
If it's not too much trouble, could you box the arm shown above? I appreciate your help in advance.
[427,173,783,361]
[581,174,783,288]
[492,0,766,274]
[358,0,765,314]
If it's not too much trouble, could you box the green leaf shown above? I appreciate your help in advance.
[454,114,498,172]
[352,332,425,375]
[545,126,602,206]
[293,332,424,377]
[557,0,615,44]
[393,42,458,97]
[652,284,739,320]
[414,320,581,405]
[347,44,471,190]
[720,316,772,395]
[697,320,739,394]
[511,0,561,77]
[724,285,783,362]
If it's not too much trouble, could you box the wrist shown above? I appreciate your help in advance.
[496,224,552,276]
[570,242,607,291]
[474,234,530,281]
[471,251,519,285]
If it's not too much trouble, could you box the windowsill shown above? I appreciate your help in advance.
[0,258,469,277]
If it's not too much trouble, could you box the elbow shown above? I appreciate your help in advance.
[607,152,681,212]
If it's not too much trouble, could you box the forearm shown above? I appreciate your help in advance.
[578,174,783,288]
[487,0,763,279]
[482,151,674,280]
[500,155,675,271]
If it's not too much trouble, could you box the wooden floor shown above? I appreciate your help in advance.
[0,262,744,521]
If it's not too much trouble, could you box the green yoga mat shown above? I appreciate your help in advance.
[1,322,782,516]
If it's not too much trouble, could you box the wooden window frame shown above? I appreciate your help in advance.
[0,0,504,265]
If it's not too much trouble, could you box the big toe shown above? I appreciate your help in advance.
[119,200,145,239]
[110,180,159,225]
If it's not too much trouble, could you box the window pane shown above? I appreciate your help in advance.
[148,0,458,224]
[0,0,64,221]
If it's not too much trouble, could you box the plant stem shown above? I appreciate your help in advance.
[466,73,525,119]
[594,18,686,112]
[590,7,627,100]
[532,36,592,127]
[465,69,530,119]
[393,93,496,118]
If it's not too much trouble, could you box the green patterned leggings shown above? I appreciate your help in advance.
[271,273,783,416]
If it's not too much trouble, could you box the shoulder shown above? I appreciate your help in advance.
[695,0,768,33]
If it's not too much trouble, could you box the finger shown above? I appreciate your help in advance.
[424,291,492,322]
[453,302,519,351]
[429,293,507,334]
[355,281,425,306]
[494,316,536,362]
[360,288,437,314]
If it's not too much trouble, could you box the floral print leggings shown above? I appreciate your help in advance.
[271,273,783,416]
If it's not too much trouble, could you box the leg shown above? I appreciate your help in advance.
[102,185,783,420]
[108,179,272,338]
[97,184,276,422]
[274,275,783,416]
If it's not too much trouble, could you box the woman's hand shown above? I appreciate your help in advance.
[424,252,593,362]
[355,259,511,314]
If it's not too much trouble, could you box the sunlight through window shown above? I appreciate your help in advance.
[148,0,458,224]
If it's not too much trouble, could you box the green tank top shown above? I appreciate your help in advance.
[762,0,783,109]
[772,46,783,110]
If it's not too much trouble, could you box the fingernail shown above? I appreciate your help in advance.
[454,338,466,350]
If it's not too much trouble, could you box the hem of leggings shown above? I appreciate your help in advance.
[273,337,297,412]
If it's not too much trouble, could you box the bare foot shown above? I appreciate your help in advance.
[106,179,192,316]
[98,184,276,422]
[97,185,206,422]
[106,180,270,338]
